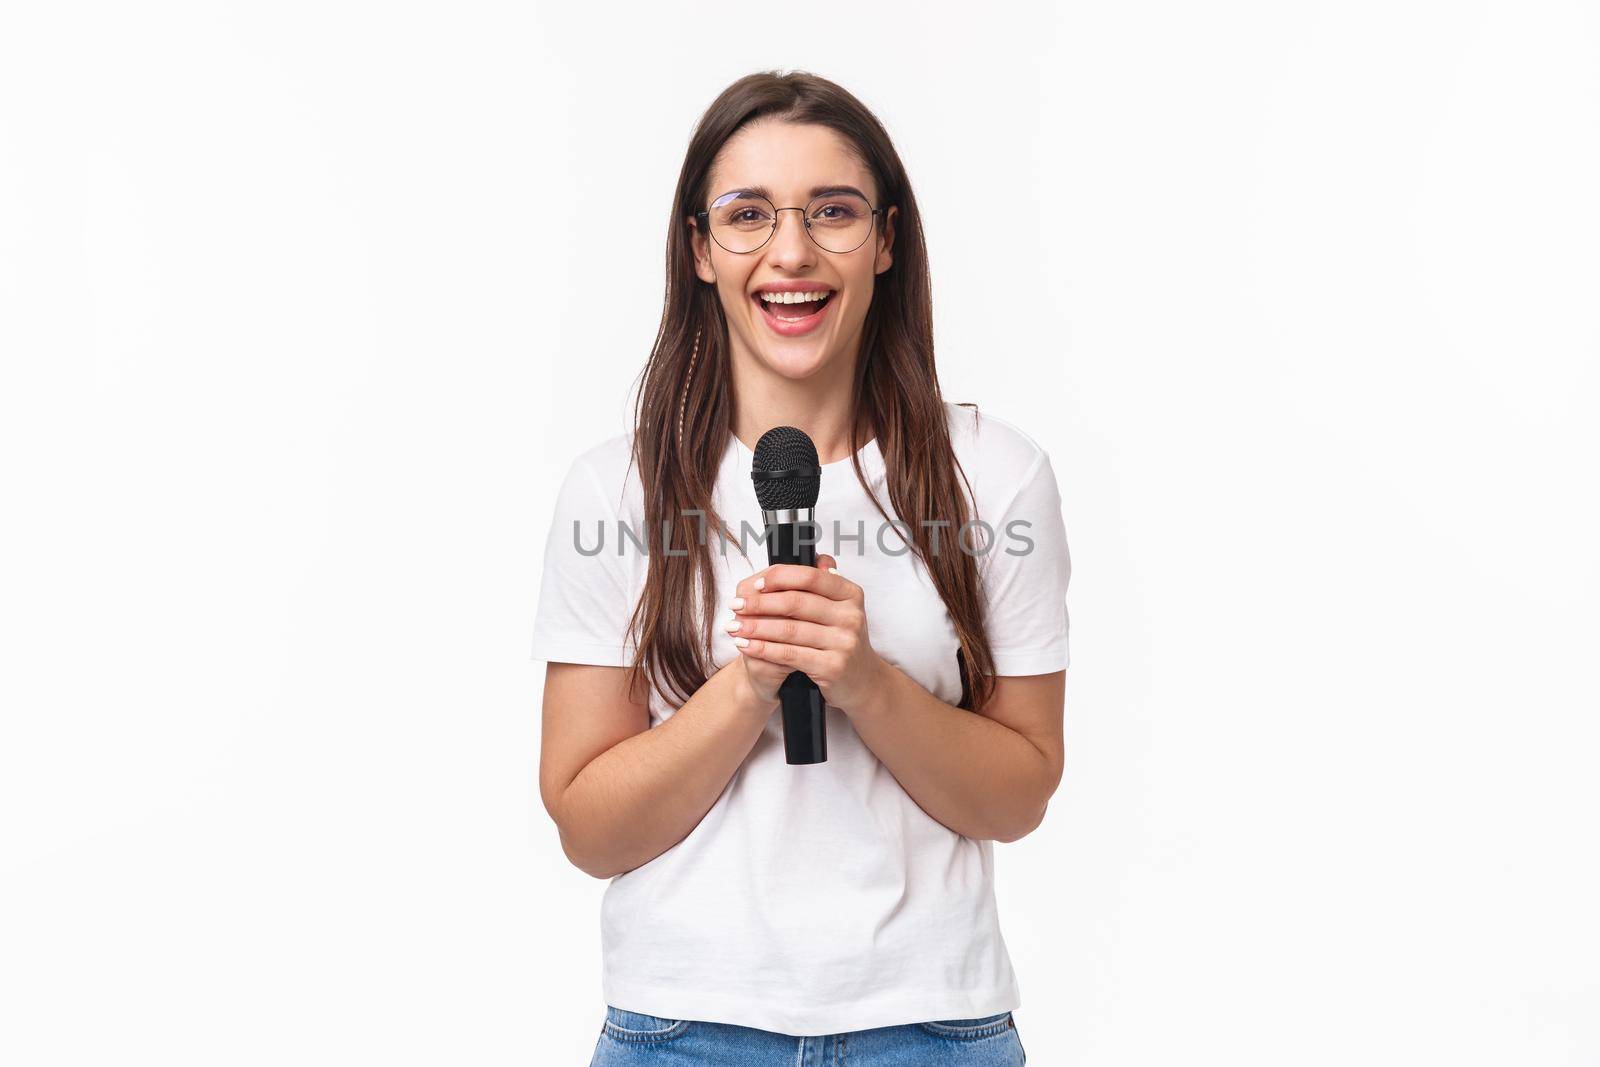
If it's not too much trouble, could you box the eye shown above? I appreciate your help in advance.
[811,201,863,221]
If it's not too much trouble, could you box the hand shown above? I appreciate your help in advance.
[726,554,887,715]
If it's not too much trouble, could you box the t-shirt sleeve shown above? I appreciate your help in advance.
[979,448,1072,675]
[530,455,636,667]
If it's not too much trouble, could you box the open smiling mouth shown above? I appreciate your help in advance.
[753,290,834,328]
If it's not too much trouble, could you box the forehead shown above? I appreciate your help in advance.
[706,120,876,201]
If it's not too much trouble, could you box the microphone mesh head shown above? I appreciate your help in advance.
[751,426,820,509]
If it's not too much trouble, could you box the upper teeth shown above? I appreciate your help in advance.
[759,290,830,304]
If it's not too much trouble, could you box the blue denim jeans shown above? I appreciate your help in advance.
[590,1005,1027,1065]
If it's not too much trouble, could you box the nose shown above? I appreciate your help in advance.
[764,207,816,271]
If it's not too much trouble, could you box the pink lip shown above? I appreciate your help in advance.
[753,292,834,337]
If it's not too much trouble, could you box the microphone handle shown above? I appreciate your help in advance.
[765,520,826,765]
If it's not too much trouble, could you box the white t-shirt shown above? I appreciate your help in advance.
[530,400,1071,1037]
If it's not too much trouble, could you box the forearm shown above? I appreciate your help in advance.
[555,660,776,879]
[848,661,1053,842]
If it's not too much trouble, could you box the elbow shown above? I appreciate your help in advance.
[558,828,619,881]
[996,750,1062,843]
[557,834,603,880]
[550,798,620,881]
[994,800,1049,844]
[579,862,620,882]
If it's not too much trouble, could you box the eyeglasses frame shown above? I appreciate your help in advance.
[695,191,890,256]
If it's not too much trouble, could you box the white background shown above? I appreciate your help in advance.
[2,2,1596,1064]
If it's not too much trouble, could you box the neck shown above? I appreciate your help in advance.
[729,345,869,465]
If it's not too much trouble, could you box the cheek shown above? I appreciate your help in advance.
[717,269,754,316]
[842,270,876,315]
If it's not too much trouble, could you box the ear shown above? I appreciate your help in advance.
[875,204,897,276]
[689,215,717,284]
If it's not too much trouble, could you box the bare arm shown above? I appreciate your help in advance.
[539,658,777,880]
[848,666,1066,843]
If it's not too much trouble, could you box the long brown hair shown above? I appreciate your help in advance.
[622,70,1000,714]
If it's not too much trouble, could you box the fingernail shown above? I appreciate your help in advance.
[733,636,749,648]
[730,597,745,610]
[755,577,765,590]
[723,618,740,632]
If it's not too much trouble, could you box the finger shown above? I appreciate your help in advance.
[726,612,843,650]
[733,588,852,626]
[817,553,837,573]
[735,638,826,676]
[734,567,772,598]
[758,562,857,602]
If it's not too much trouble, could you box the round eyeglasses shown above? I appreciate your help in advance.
[697,189,888,255]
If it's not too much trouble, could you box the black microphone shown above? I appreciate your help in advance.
[750,426,827,765]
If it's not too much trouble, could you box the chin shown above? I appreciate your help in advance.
[756,345,834,381]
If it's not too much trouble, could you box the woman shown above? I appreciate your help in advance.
[533,70,1070,1065]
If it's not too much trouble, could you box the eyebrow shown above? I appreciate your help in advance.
[715,184,871,204]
